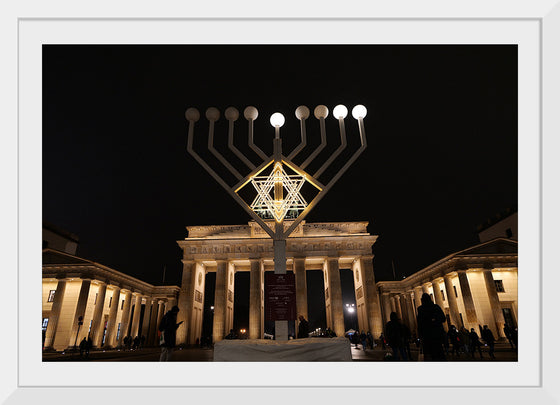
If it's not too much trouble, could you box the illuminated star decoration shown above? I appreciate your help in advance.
[250,162,308,222]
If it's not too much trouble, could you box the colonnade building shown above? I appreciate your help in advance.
[377,237,518,340]
[42,219,517,352]
[42,249,180,351]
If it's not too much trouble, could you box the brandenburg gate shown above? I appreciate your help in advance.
[175,220,383,345]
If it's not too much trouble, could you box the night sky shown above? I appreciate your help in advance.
[43,45,517,333]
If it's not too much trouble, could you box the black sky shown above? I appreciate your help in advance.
[43,45,517,331]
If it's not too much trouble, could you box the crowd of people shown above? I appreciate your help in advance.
[342,293,517,362]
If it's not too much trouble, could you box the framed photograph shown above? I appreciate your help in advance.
[4,0,559,403]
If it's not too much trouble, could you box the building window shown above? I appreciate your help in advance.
[495,280,505,292]
[116,323,121,341]
[441,289,446,301]
[108,297,112,308]
[42,318,49,330]
[47,290,56,302]
[94,293,98,305]
[121,300,125,310]
[430,293,434,301]
[506,228,513,238]
[459,313,464,327]
[453,285,458,297]
[88,320,93,333]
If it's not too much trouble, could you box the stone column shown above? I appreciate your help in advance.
[69,279,91,348]
[421,283,430,295]
[147,299,159,346]
[359,255,383,336]
[117,290,133,346]
[394,294,403,320]
[104,287,121,348]
[43,278,67,349]
[390,296,396,313]
[293,258,308,321]
[91,282,108,347]
[326,257,345,337]
[176,260,196,345]
[407,291,418,334]
[213,260,228,342]
[413,286,423,314]
[153,300,166,346]
[129,294,143,338]
[443,274,461,327]
[381,293,392,326]
[457,270,478,325]
[249,259,262,339]
[483,268,507,338]
[398,294,410,331]
[431,278,447,331]
[140,296,152,340]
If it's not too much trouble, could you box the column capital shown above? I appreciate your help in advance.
[432,276,444,283]
[181,259,196,265]
[359,254,374,261]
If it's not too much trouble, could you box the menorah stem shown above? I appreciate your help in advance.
[228,119,256,170]
[249,119,269,161]
[314,117,348,179]
[301,116,327,170]
[208,120,243,180]
[287,118,307,161]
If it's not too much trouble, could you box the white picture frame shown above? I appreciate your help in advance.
[3,0,559,403]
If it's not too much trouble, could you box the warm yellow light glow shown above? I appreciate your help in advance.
[250,161,308,222]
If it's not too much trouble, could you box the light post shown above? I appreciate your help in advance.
[185,103,368,340]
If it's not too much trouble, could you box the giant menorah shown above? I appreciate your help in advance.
[185,104,367,340]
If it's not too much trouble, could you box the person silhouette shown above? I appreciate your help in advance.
[158,305,183,362]
[297,315,309,339]
[468,328,483,359]
[416,293,446,361]
[385,312,408,361]
[481,325,496,359]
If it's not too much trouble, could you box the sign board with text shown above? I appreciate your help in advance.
[264,273,296,321]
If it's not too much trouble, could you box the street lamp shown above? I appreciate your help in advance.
[186,104,368,340]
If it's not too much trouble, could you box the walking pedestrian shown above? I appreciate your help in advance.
[366,331,374,349]
[360,330,367,351]
[385,312,408,361]
[297,315,309,339]
[416,293,446,361]
[481,325,496,359]
[468,328,483,359]
[447,325,460,357]
[158,305,183,361]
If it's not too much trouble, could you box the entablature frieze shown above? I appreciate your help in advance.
[377,254,518,293]
[178,235,376,261]
[42,264,179,295]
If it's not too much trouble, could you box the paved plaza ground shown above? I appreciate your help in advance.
[42,341,517,362]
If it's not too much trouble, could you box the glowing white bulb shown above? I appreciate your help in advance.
[333,104,348,119]
[351,105,367,119]
[270,112,285,127]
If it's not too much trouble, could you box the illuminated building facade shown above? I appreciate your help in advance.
[42,249,180,352]
[42,218,517,352]
[377,237,518,339]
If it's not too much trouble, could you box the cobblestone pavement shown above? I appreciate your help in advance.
[43,341,517,362]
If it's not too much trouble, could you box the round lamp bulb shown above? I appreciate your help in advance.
[205,107,220,121]
[270,112,285,127]
[295,105,310,120]
[314,105,329,119]
[351,105,367,119]
[333,104,348,119]
[224,107,239,121]
[243,106,259,121]
[185,108,200,122]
